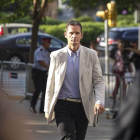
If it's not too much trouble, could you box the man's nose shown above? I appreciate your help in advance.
[72,33,77,37]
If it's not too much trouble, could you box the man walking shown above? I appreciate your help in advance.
[44,20,105,140]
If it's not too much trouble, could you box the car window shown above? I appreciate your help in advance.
[109,31,121,38]
[49,39,62,49]
[123,31,138,39]
[8,27,31,34]
[17,36,40,46]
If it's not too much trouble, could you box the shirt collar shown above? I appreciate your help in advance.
[67,45,81,57]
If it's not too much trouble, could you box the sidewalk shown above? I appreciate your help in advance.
[1,98,113,140]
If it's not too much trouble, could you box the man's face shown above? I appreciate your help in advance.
[64,25,83,49]
[43,41,50,49]
[118,43,123,50]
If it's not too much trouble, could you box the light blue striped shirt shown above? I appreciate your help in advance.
[58,46,81,99]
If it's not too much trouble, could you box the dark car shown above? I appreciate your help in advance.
[96,27,138,58]
[0,32,67,69]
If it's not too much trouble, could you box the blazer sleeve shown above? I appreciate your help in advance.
[44,53,56,113]
[92,51,105,106]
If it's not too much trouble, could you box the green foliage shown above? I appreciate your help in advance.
[117,14,134,21]
[66,0,99,10]
[1,14,64,25]
[40,22,104,46]
[81,22,104,46]
[74,9,81,18]
[11,16,32,24]
[117,14,139,27]
[115,0,137,14]
[41,17,64,25]
[74,16,94,22]
[65,0,138,14]
[40,23,67,42]
[0,0,32,23]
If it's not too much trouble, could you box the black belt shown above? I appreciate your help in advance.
[59,98,82,103]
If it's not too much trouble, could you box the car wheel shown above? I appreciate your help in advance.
[9,55,22,70]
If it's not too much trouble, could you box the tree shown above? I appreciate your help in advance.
[0,0,53,63]
[30,0,52,63]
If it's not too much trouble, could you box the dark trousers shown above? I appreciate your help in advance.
[54,99,89,140]
[31,70,47,112]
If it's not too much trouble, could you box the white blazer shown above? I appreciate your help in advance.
[44,45,105,124]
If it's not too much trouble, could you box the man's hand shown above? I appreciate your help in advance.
[39,60,49,69]
[94,104,105,114]
[45,112,49,119]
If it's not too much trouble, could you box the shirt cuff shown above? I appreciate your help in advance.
[95,101,104,106]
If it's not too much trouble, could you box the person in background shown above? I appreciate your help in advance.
[89,40,99,56]
[44,20,105,140]
[124,41,140,71]
[111,40,132,99]
[30,38,51,113]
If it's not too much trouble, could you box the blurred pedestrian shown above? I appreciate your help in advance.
[111,40,132,99]
[111,69,140,140]
[89,40,99,56]
[44,20,105,140]
[30,38,51,113]
[124,41,140,70]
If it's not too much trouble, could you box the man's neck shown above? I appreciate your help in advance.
[68,44,80,53]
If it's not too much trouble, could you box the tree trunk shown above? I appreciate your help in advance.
[29,19,41,63]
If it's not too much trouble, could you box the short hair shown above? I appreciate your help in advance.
[66,20,82,32]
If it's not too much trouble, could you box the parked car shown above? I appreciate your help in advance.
[0,32,67,69]
[0,23,43,36]
[96,27,138,58]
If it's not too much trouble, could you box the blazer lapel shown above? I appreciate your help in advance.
[79,46,87,81]
[59,47,68,85]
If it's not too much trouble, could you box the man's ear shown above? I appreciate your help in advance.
[81,33,83,39]
[64,32,67,38]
